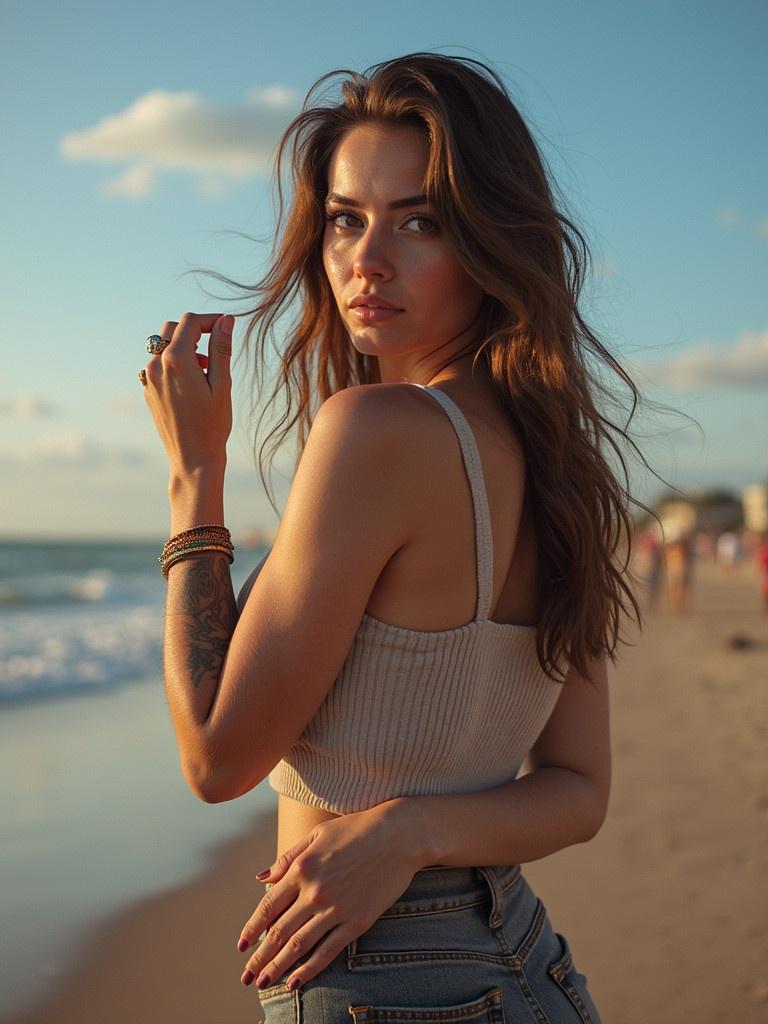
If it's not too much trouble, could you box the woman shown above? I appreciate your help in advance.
[141,53,642,1023]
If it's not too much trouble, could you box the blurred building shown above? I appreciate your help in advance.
[742,483,768,533]
[656,499,696,543]
[655,488,743,541]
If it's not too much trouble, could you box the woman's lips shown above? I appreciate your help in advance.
[350,306,403,323]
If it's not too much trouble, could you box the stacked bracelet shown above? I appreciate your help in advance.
[159,524,234,579]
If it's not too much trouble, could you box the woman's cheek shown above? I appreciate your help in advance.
[323,238,348,285]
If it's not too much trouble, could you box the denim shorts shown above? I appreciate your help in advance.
[258,863,602,1023]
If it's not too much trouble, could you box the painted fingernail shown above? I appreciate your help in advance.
[256,869,270,880]
[241,970,254,986]
[288,976,300,991]
[238,937,249,952]
[256,972,270,989]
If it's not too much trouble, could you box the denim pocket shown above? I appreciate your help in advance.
[258,979,300,1023]
[546,932,599,1024]
[348,985,505,1022]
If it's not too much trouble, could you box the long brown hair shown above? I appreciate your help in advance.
[194,52,653,683]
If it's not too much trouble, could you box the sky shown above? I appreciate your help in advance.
[1,0,766,540]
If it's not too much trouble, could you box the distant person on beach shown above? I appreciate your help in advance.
[140,53,648,1022]
[758,533,768,614]
[664,533,693,613]
[716,530,742,575]
[635,528,664,609]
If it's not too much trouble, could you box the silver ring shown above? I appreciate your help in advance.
[146,334,171,354]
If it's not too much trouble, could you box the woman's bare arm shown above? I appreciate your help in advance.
[383,765,604,870]
[159,387,422,801]
[161,472,239,786]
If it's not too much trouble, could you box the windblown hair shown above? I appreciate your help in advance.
[198,52,653,683]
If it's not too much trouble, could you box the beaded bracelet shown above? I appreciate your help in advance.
[162,533,233,559]
[161,544,234,579]
[159,524,234,579]
[160,528,232,556]
[161,524,231,549]
[161,525,231,554]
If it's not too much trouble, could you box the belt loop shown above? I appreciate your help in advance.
[475,866,504,930]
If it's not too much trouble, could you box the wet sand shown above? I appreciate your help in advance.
[9,559,768,1024]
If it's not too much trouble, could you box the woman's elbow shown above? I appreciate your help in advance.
[182,758,263,804]
[191,780,232,804]
[581,786,611,842]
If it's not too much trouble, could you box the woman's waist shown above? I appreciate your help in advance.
[270,756,526,816]
[276,792,341,858]
[275,794,522,899]
[265,862,524,907]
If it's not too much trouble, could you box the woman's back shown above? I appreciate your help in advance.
[364,375,540,633]
[236,373,558,851]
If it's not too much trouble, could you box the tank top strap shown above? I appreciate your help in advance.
[410,384,494,621]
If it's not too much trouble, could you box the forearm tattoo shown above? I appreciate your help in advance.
[164,553,238,716]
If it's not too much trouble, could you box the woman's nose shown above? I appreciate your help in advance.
[352,227,394,280]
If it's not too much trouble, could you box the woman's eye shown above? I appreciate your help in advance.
[403,214,437,235]
[325,211,361,229]
[324,211,438,235]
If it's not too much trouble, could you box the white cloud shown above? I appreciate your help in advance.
[0,432,155,468]
[99,162,157,200]
[645,328,768,390]
[60,86,301,198]
[245,85,300,109]
[0,395,57,417]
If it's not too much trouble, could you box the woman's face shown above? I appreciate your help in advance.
[322,122,485,382]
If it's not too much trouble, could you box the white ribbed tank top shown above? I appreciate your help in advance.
[236,384,564,813]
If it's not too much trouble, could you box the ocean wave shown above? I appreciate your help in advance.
[0,570,115,608]
[0,603,164,703]
[0,539,268,705]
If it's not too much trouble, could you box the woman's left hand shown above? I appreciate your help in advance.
[236,800,424,992]
[141,312,234,477]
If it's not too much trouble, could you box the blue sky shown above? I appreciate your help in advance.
[1,0,765,539]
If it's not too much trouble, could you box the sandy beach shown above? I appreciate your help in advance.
[7,558,768,1024]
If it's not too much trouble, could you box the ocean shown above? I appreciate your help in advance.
[0,538,276,1019]
[0,537,266,704]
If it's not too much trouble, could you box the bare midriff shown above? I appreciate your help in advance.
[276,793,342,858]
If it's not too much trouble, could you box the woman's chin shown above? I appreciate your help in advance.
[348,328,410,357]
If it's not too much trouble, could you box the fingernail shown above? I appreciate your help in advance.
[288,976,300,991]
[241,970,254,986]
[220,315,234,334]
[256,972,270,989]
[256,869,270,880]
[238,937,249,952]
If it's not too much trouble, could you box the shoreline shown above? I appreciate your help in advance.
[6,561,768,1023]
[0,675,276,1021]
[8,806,278,1024]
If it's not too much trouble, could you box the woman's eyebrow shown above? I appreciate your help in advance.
[325,192,428,210]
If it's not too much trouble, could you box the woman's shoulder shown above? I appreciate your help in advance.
[320,382,437,420]
[315,383,446,458]
[316,381,525,498]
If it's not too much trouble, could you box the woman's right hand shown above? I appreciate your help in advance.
[236,799,424,991]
